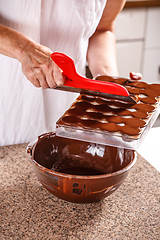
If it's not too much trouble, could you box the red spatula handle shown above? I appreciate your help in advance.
[51,52,129,96]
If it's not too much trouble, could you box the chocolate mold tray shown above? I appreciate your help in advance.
[56,77,160,149]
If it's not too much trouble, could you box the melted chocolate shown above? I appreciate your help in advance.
[28,132,136,202]
[55,167,106,176]
[57,77,160,138]
[33,132,134,175]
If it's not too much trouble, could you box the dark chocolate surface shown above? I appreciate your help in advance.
[34,132,134,175]
[30,132,136,202]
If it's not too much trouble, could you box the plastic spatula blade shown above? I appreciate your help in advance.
[51,52,136,104]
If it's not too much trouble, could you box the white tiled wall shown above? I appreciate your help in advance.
[115,7,160,171]
[115,8,146,78]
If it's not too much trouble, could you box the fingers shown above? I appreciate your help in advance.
[32,47,66,87]
[29,77,41,88]
[22,57,65,89]
[34,67,49,89]
[41,60,66,88]
[130,72,142,80]
[19,42,66,88]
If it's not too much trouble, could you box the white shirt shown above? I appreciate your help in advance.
[0,0,106,146]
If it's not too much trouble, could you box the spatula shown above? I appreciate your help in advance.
[51,52,136,104]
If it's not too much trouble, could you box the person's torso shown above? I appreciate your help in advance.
[0,0,106,145]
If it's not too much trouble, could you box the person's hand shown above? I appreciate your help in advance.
[130,72,142,80]
[19,41,66,89]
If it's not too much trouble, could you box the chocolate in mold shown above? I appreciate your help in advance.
[57,77,160,139]
[96,76,160,104]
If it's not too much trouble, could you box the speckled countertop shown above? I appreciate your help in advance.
[0,143,159,240]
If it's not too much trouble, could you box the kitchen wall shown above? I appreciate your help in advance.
[115,5,160,127]
[115,6,160,84]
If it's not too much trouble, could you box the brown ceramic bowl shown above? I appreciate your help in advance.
[26,132,137,203]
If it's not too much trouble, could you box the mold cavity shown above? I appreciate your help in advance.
[80,117,88,120]
[100,120,108,123]
[139,94,147,98]
[128,109,137,112]
[91,101,99,105]
[116,123,125,126]
[103,113,113,116]
[108,105,119,109]
[121,116,132,118]
[86,109,94,112]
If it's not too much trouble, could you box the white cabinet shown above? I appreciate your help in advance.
[142,49,160,83]
[87,6,160,83]
[115,6,160,83]
[115,8,146,78]
[115,8,146,41]
[142,7,160,83]
[116,41,143,78]
[144,7,160,49]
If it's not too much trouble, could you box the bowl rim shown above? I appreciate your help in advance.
[26,134,137,180]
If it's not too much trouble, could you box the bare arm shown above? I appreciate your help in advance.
[87,0,126,78]
[0,24,65,88]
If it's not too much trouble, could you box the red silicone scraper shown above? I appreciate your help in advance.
[51,52,136,104]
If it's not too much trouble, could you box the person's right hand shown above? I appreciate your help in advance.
[19,41,66,89]
[0,24,65,88]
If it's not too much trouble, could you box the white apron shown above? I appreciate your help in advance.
[0,0,106,146]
